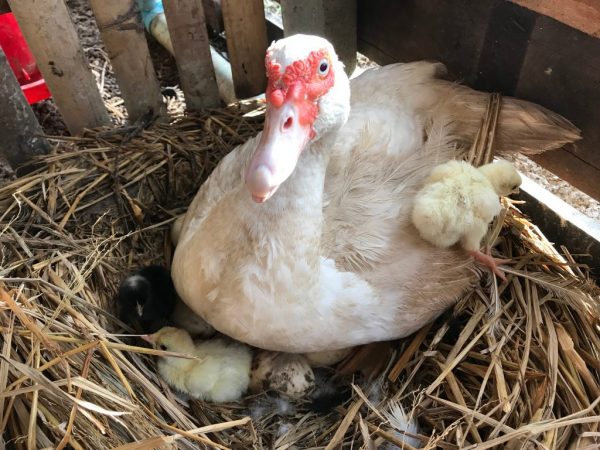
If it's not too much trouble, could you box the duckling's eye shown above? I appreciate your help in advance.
[159,344,167,351]
[511,185,519,191]
[317,59,329,76]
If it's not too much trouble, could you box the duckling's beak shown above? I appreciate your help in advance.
[245,85,314,203]
[140,334,155,344]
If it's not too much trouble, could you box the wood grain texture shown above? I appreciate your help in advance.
[357,0,600,201]
[89,0,164,122]
[511,0,600,37]
[357,0,493,85]
[515,14,600,199]
[7,0,109,135]
[163,0,221,110]
[0,47,49,168]
[518,175,600,277]
[222,0,268,98]
[281,0,357,75]
[202,0,223,35]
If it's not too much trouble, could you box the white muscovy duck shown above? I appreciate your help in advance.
[171,34,579,354]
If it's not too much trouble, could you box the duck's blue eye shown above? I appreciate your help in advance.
[318,59,329,76]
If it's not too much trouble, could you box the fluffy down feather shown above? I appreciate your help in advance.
[382,401,421,449]
[144,327,252,403]
[411,159,521,252]
[117,265,176,333]
[117,265,214,337]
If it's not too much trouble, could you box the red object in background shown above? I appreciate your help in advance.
[0,12,51,104]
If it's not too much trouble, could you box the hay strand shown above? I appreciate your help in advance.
[0,100,598,448]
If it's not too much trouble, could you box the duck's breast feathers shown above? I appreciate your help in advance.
[177,134,259,247]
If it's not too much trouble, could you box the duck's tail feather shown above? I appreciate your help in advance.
[436,81,581,156]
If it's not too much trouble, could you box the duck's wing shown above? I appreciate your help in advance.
[350,61,580,156]
[322,60,581,278]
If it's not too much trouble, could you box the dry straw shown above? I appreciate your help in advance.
[0,100,598,449]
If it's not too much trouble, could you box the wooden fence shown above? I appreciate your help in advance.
[1,0,269,136]
[1,0,600,203]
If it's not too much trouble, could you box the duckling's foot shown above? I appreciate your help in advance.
[468,250,510,281]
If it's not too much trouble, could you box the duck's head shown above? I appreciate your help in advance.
[245,34,351,203]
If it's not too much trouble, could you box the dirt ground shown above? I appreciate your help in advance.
[8,0,600,222]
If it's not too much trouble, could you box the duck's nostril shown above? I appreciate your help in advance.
[283,117,293,130]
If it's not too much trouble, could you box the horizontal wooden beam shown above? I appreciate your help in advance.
[531,149,600,202]
[511,0,600,38]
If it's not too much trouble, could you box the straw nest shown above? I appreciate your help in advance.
[1,100,599,450]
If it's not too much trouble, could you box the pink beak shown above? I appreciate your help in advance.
[140,334,155,344]
[245,101,313,203]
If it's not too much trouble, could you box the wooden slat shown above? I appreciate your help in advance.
[163,0,221,110]
[518,175,600,278]
[515,14,600,199]
[202,0,223,35]
[357,0,492,85]
[221,0,268,98]
[281,0,357,75]
[7,0,109,135]
[511,0,600,38]
[88,0,164,122]
[0,47,49,169]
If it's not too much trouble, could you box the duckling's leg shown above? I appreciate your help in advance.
[467,249,510,281]
[461,224,510,281]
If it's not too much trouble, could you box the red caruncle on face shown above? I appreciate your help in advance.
[265,48,335,136]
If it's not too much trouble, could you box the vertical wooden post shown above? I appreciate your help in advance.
[163,0,221,110]
[281,0,357,75]
[202,0,223,36]
[0,48,49,169]
[88,0,164,122]
[221,0,268,98]
[7,0,110,135]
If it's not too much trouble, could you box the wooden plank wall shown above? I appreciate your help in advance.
[357,0,600,201]
[280,0,357,75]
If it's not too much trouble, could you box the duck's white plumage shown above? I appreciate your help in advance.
[172,35,579,353]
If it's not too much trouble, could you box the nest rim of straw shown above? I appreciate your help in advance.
[0,98,598,449]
